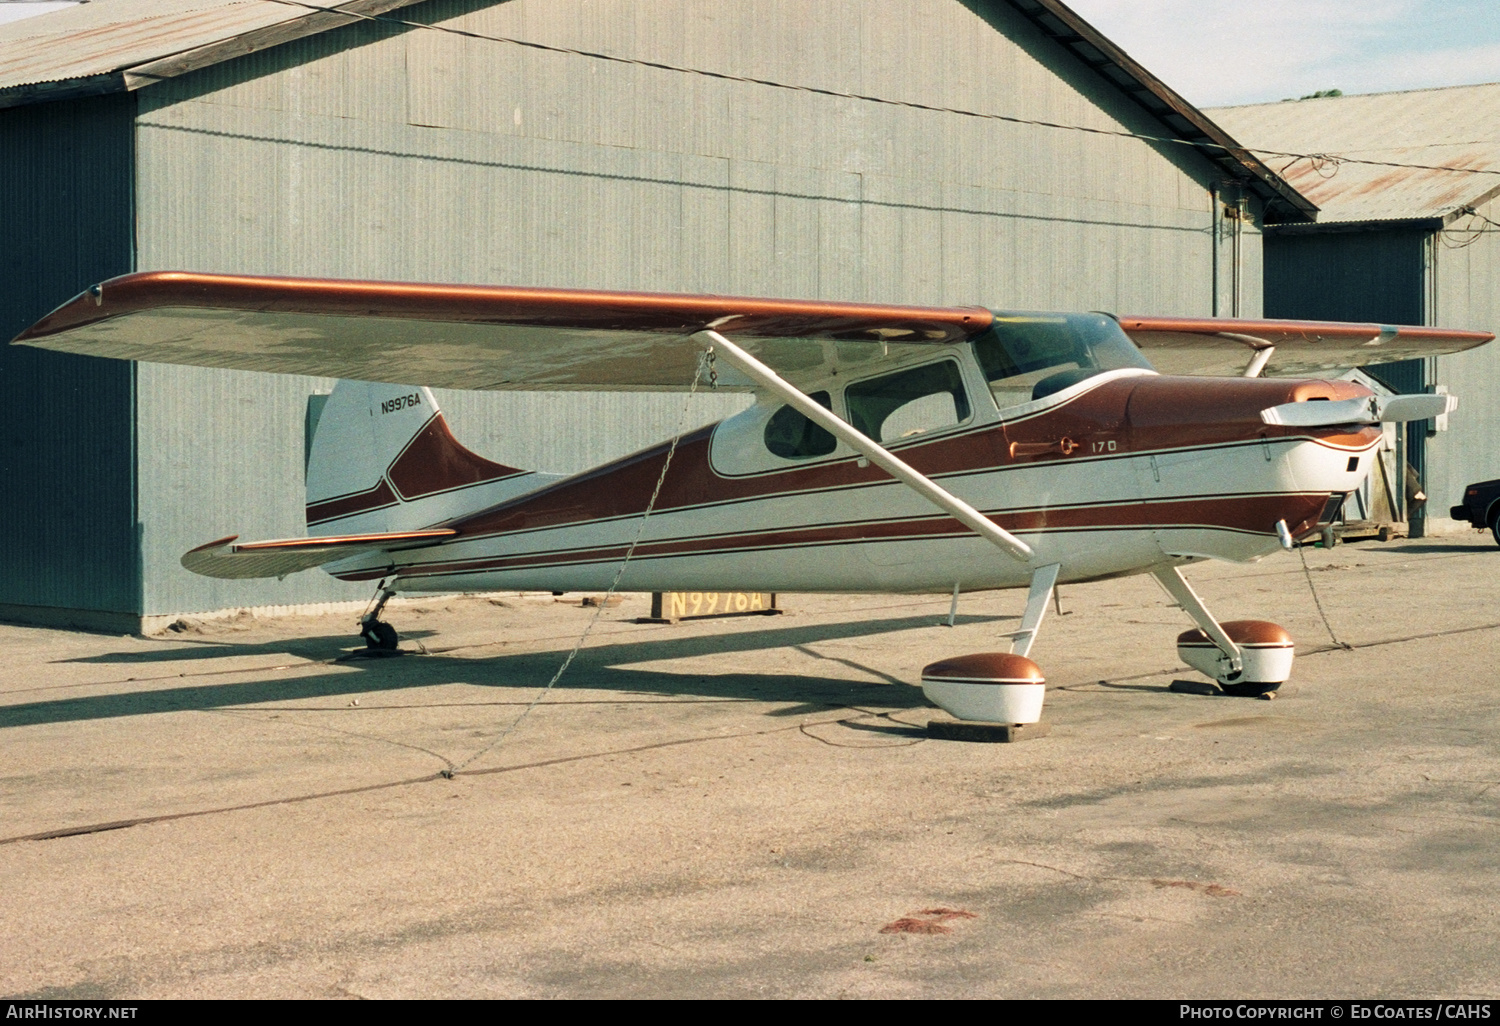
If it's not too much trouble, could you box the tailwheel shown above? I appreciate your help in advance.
[358,580,399,652]
[362,620,398,651]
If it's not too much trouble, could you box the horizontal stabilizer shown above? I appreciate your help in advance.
[181,529,456,580]
[1259,393,1456,428]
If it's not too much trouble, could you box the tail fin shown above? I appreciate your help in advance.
[305,381,548,533]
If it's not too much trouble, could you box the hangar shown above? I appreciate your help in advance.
[0,0,1310,632]
[1211,84,1500,537]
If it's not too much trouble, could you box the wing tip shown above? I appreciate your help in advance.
[186,534,240,555]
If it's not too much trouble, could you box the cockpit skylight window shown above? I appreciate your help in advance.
[973,313,1153,409]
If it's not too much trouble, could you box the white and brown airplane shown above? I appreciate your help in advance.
[13,272,1492,719]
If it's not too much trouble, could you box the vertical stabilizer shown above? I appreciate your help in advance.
[305,382,551,534]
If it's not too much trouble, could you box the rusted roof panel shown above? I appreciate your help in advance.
[1209,83,1500,226]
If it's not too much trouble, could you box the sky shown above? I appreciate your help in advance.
[1067,0,1500,108]
[0,2,75,27]
[2,0,1498,108]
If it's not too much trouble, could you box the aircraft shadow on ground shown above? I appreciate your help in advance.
[54,631,439,664]
[1383,542,1497,555]
[3,612,1004,729]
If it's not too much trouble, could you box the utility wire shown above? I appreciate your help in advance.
[1440,205,1500,248]
[1298,545,1353,651]
[443,350,710,777]
[266,0,1500,183]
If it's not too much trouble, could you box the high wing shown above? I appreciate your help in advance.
[11,272,989,392]
[1117,315,1492,377]
[182,530,456,580]
[12,272,1491,385]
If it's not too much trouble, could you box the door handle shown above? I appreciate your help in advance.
[1009,437,1079,458]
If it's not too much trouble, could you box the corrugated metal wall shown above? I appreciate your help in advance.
[128,0,1250,615]
[0,94,138,625]
[1429,196,1500,520]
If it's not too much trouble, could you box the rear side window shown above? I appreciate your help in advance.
[845,361,971,443]
[764,391,837,459]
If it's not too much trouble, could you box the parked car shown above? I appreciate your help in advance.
[1451,479,1500,545]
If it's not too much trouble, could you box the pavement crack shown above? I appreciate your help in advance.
[0,712,860,846]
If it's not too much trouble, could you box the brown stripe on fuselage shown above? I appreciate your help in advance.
[446,424,1004,539]
[445,374,1377,541]
[362,491,1334,583]
[306,478,399,527]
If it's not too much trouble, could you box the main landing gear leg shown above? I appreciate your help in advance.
[1003,563,1061,658]
[1153,566,1294,697]
[359,580,399,652]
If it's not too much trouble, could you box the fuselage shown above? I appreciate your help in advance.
[322,351,1379,596]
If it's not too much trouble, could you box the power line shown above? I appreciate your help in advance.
[1441,206,1500,248]
[267,0,1500,183]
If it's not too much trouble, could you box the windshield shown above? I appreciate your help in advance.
[972,312,1153,410]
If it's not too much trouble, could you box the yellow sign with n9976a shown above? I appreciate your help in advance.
[644,592,781,623]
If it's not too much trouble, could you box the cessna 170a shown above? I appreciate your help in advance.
[13,272,1493,719]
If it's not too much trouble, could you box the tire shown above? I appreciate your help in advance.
[363,620,399,651]
[1491,512,1500,549]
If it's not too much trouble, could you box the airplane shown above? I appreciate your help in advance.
[12,271,1492,723]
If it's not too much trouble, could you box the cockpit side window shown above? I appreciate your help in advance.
[845,360,971,443]
[764,391,837,459]
[973,313,1153,410]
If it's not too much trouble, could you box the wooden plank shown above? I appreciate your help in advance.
[927,720,1051,743]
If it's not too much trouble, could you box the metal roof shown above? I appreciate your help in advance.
[0,0,1317,222]
[1209,82,1500,229]
[0,0,426,107]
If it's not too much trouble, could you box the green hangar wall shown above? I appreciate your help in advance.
[0,94,139,630]
[1,0,1295,630]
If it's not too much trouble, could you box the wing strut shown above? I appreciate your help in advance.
[696,330,1034,563]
